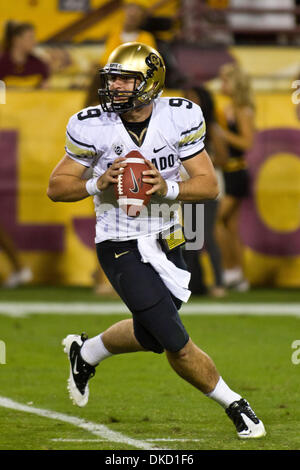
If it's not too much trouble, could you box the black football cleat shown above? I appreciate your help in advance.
[226,398,266,438]
[62,333,95,407]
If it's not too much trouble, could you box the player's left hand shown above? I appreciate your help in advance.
[142,159,167,197]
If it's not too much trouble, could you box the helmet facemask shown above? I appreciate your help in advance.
[99,67,147,113]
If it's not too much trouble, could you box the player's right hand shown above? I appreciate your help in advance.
[97,158,127,191]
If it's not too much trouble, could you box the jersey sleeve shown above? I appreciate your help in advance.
[177,101,206,161]
[65,111,98,167]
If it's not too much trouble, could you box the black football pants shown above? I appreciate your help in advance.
[96,239,189,354]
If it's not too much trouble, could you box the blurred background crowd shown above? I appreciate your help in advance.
[0,0,300,297]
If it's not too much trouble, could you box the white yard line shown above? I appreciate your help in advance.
[52,439,107,442]
[0,302,299,318]
[147,438,203,442]
[0,396,161,450]
[52,438,202,443]
[0,302,130,317]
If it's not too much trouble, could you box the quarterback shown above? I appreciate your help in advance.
[47,42,265,439]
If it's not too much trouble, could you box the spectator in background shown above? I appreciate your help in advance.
[182,86,226,297]
[100,1,157,67]
[215,63,255,291]
[142,0,185,88]
[85,1,157,107]
[0,20,39,286]
[0,21,50,88]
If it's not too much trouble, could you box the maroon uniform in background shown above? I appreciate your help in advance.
[0,52,49,87]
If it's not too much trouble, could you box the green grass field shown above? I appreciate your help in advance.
[0,286,299,451]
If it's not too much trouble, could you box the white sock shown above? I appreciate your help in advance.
[206,377,241,409]
[80,334,113,366]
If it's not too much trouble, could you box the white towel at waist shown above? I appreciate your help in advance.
[137,234,191,303]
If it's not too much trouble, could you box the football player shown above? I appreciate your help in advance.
[47,42,265,439]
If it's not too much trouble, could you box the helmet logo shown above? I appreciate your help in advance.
[145,53,162,79]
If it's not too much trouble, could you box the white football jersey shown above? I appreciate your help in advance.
[65,97,206,243]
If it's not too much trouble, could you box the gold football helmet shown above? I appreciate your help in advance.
[98,42,166,113]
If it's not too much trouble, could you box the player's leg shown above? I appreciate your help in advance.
[166,338,265,438]
[165,338,219,394]
[63,308,266,437]
[166,338,243,406]
[62,240,265,437]
[62,240,168,406]
[62,318,149,407]
[87,309,266,439]
[81,318,146,365]
[84,314,235,406]
[116,242,265,440]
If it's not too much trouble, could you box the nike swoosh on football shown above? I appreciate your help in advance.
[114,251,130,259]
[153,145,167,153]
[129,168,139,193]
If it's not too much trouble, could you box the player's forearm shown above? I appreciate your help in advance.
[178,175,219,202]
[47,174,90,202]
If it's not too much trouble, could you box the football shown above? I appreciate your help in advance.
[114,150,152,217]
